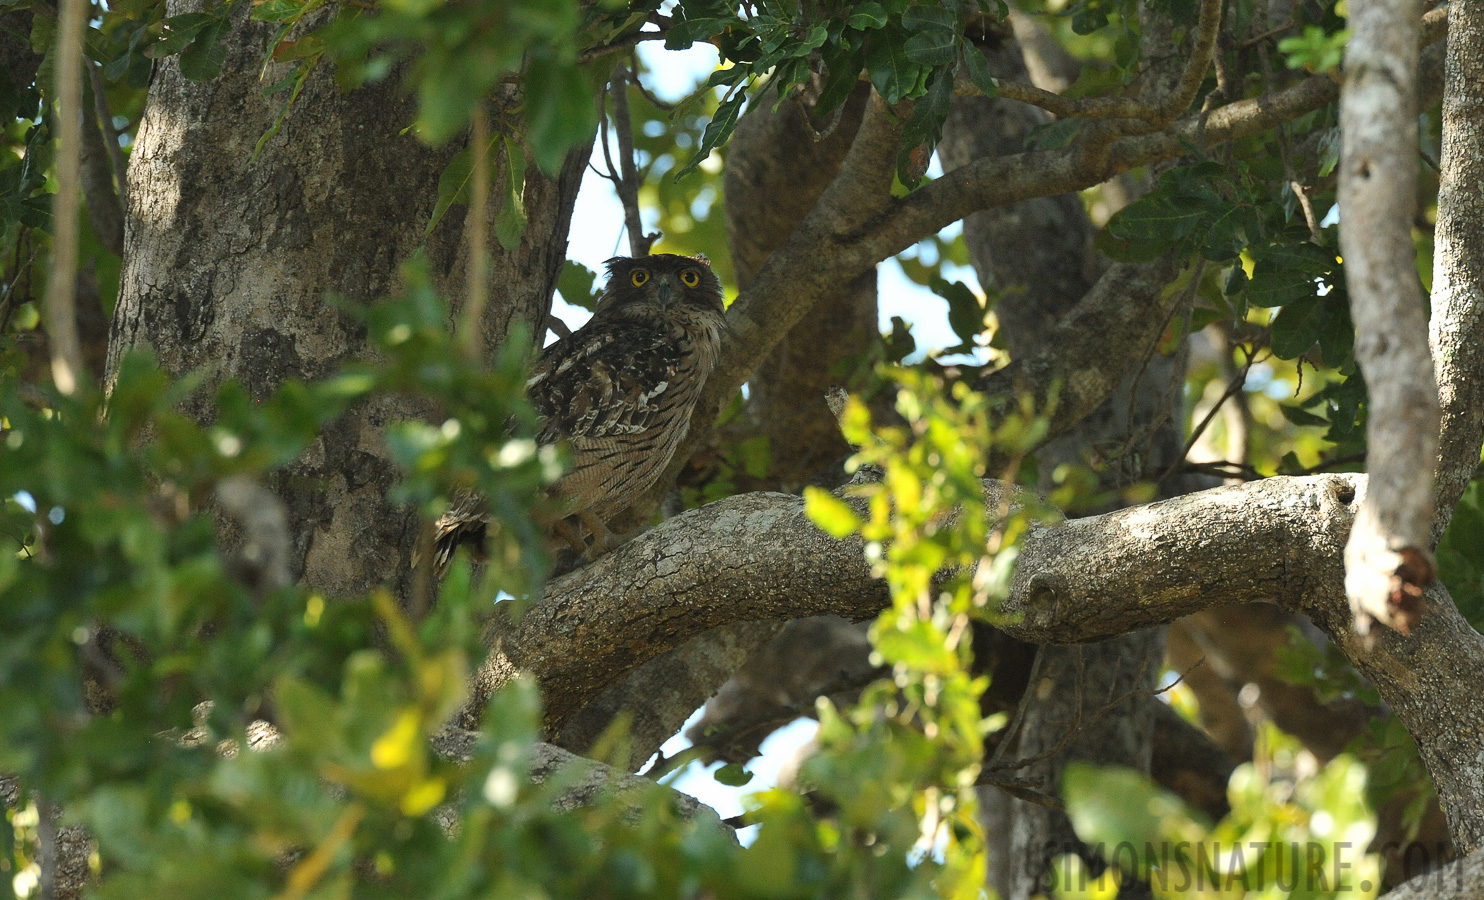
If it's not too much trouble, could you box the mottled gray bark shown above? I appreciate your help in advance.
[1338,0,1440,636]
[467,473,1484,851]
[1381,845,1484,900]
[1430,0,1484,541]
[108,4,584,597]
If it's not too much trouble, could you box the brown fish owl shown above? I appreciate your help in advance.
[433,253,727,573]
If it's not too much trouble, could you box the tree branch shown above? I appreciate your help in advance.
[1382,845,1484,899]
[467,474,1484,850]
[973,256,1186,452]
[608,65,656,258]
[45,0,88,396]
[78,68,123,256]
[1337,0,1439,636]
[1429,0,1484,541]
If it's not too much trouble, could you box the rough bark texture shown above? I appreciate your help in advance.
[941,30,1095,360]
[1337,0,1441,635]
[1003,634,1164,900]
[466,473,1484,851]
[1381,846,1484,900]
[1429,0,1484,541]
[108,3,584,598]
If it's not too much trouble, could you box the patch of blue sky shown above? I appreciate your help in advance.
[654,711,819,846]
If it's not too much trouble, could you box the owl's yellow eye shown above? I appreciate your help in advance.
[631,270,650,287]
[680,269,701,288]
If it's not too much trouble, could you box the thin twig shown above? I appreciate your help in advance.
[1180,459,1264,480]
[1126,259,1206,433]
[1156,0,1225,124]
[1290,180,1325,242]
[610,64,657,257]
[576,28,669,66]
[1160,344,1262,486]
[1240,22,1301,49]
[87,58,128,216]
[986,645,1048,771]
[628,70,677,112]
[955,78,1154,121]
[985,659,1196,777]
[46,0,89,395]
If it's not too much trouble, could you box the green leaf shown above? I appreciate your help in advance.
[804,487,863,538]
[664,15,731,49]
[1070,0,1110,35]
[427,146,474,236]
[1224,263,1248,296]
[177,16,230,81]
[901,7,958,67]
[714,763,754,787]
[847,3,889,29]
[1268,295,1324,358]
[1315,295,1355,367]
[1246,242,1335,308]
[1280,403,1329,427]
[900,5,957,34]
[557,260,600,311]
[523,55,596,174]
[676,89,744,180]
[274,675,344,754]
[961,44,998,97]
[904,29,956,66]
[864,28,920,104]
[147,13,214,58]
[495,139,527,250]
[1064,764,1209,872]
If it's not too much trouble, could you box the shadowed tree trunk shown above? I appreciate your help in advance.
[107,5,586,598]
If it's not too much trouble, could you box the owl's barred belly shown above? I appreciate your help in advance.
[556,405,690,520]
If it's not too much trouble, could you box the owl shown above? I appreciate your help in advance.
[431,253,727,574]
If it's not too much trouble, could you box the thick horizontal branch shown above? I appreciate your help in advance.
[467,491,885,731]
[469,473,1484,849]
[1382,845,1484,900]
[431,730,732,830]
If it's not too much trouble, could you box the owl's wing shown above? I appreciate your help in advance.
[527,319,683,443]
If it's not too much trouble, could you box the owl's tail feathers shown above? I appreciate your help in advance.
[420,491,491,579]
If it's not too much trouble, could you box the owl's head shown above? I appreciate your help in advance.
[598,254,726,323]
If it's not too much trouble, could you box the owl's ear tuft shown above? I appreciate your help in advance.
[602,256,632,277]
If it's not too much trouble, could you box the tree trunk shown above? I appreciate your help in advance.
[108,3,585,596]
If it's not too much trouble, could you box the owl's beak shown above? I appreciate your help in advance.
[655,281,674,306]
